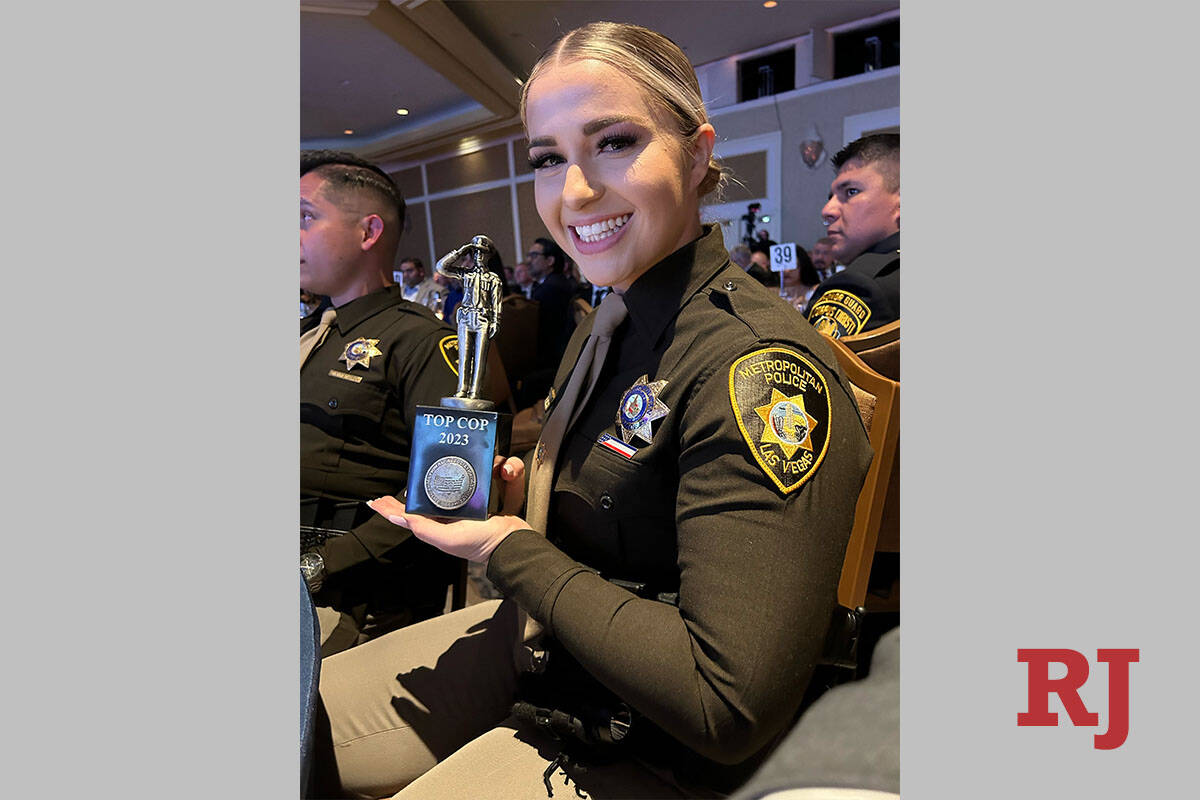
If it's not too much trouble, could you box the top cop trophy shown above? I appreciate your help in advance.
[406,235,512,520]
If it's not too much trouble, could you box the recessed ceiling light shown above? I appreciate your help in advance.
[763,1,778,7]
[343,129,354,135]
[395,108,409,116]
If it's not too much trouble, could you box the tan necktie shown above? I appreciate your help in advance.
[525,292,627,532]
[300,308,337,368]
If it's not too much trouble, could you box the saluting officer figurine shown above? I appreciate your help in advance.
[406,235,512,520]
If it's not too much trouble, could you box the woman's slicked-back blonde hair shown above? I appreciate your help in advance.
[519,21,726,198]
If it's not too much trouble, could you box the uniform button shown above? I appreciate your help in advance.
[599,493,614,511]
[723,280,737,291]
[327,398,339,409]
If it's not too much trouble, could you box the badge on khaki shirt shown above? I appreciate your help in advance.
[808,289,871,339]
[339,338,383,370]
[729,348,832,493]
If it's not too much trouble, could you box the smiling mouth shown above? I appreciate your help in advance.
[570,214,631,244]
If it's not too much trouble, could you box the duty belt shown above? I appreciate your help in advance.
[300,497,373,552]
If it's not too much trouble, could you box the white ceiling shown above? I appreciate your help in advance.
[301,0,899,163]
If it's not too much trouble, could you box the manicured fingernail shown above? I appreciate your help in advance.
[387,514,409,528]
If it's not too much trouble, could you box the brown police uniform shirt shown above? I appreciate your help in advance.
[301,284,460,588]
[487,225,874,789]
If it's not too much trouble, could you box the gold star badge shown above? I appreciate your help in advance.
[754,388,818,459]
[339,338,382,370]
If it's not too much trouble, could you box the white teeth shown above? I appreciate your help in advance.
[573,214,630,243]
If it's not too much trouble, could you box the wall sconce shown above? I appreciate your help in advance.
[799,122,825,169]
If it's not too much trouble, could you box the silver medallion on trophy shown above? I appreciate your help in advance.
[407,235,512,520]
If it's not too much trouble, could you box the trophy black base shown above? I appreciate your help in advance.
[406,399,512,521]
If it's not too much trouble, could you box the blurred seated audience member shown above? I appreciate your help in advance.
[512,261,535,298]
[564,253,585,286]
[398,256,441,310]
[755,228,776,250]
[575,276,613,307]
[729,627,899,800]
[780,246,822,314]
[528,237,574,343]
[811,236,842,282]
[748,245,780,288]
[435,270,462,321]
[523,236,576,405]
[487,247,509,294]
[729,243,752,271]
[807,133,899,338]
[733,243,775,287]
[300,288,329,323]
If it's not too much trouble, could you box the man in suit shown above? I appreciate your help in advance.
[522,237,576,404]
[575,279,612,307]
[398,256,441,310]
[810,237,841,282]
[513,261,535,298]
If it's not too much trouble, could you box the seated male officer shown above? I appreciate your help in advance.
[300,149,462,656]
[806,133,900,338]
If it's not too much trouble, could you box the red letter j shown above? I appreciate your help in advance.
[1093,649,1139,750]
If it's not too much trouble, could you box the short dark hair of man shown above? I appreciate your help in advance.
[301,149,406,231]
[401,256,425,273]
[534,237,566,274]
[830,133,899,193]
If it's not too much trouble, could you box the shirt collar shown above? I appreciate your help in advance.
[867,231,900,255]
[621,223,729,347]
[332,284,405,332]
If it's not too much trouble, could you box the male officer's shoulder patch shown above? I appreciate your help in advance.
[438,335,460,376]
[807,289,871,339]
[729,347,833,493]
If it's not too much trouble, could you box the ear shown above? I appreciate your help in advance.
[688,123,716,191]
[360,214,385,252]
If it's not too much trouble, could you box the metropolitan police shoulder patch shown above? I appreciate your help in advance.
[438,335,461,376]
[807,289,871,339]
[729,347,832,493]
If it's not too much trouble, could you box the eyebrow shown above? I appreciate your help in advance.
[527,115,644,149]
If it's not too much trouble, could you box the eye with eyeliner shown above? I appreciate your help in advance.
[528,151,563,170]
[527,126,641,170]
[597,132,638,153]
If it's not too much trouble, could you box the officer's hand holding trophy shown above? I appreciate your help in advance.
[368,235,528,562]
